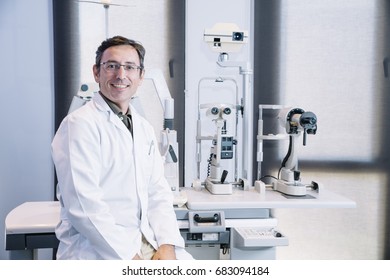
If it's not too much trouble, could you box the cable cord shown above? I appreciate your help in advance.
[278,135,293,179]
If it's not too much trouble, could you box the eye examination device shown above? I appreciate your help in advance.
[204,22,248,54]
[274,107,318,196]
[256,105,319,197]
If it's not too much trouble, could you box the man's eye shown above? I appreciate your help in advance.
[124,65,135,70]
[107,64,117,69]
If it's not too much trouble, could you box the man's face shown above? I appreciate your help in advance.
[93,45,144,111]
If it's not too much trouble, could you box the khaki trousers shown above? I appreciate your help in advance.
[133,235,156,260]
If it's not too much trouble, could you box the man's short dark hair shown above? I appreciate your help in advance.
[95,36,145,72]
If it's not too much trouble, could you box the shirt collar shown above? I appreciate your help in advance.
[99,92,130,116]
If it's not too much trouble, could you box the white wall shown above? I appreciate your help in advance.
[0,0,54,260]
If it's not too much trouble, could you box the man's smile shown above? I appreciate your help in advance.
[111,83,129,89]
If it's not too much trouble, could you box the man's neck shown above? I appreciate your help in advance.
[99,92,130,114]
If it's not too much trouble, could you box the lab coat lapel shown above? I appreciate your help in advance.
[93,94,132,136]
[96,95,145,208]
[130,107,149,218]
[130,109,145,180]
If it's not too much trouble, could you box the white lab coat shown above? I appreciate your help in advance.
[52,93,187,259]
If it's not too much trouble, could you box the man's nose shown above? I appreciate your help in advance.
[116,65,127,79]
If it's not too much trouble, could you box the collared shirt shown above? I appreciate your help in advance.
[100,92,133,136]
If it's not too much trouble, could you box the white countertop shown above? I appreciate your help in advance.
[5,201,60,234]
[5,187,355,235]
[183,187,356,210]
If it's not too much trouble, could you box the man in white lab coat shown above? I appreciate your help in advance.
[52,36,191,260]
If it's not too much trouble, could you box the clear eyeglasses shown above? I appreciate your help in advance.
[100,62,142,73]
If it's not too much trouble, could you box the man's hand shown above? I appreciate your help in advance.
[152,244,176,260]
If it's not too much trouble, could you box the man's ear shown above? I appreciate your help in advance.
[93,65,100,82]
[139,69,145,86]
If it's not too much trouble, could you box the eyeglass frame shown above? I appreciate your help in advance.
[100,61,143,73]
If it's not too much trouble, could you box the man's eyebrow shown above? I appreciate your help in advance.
[106,59,137,64]
[105,60,138,65]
